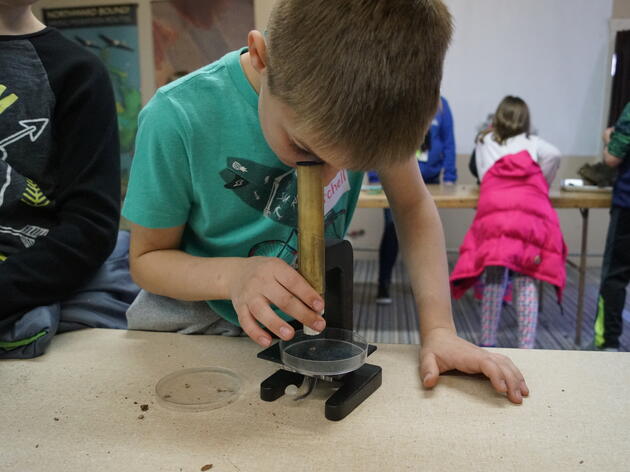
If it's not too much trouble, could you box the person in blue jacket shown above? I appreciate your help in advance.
[419,96,457,184]
[370,96,456,304]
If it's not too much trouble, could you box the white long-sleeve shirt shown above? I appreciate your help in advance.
[475,132,561,185]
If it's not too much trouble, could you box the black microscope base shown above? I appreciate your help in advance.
[258,342,382,421]
[260,363,382,421]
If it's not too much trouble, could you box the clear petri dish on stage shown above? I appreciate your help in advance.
[279,328,368,377]
[155,367,242,412]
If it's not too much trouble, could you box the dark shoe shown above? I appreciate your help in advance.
[376,284,392,305]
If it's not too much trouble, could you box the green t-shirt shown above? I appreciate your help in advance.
[122,49,363,325]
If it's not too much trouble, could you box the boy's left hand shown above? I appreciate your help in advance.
[420,328,529,404]
[603,127,614,145]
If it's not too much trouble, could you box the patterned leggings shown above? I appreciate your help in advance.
[481,266,539,349]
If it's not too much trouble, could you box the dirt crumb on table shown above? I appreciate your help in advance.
[137,414,144,420]
[53,417,59,422]
[201,464,213,471]
[140,404,149,411]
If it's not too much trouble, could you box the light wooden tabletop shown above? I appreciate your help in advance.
[3,329,629,472]
[358,184,613,209]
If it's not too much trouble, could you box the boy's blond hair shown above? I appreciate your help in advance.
[266,0,453,170]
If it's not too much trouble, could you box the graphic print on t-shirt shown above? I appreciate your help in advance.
[0,41,57,257]
[0,85,18,114]
[0,110,52,247]
[0,100,53,251]
[0,118,50,205]
[220,156,298,226]
[220,157,350,266]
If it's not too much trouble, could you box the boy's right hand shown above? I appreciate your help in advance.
[228,257,326,347]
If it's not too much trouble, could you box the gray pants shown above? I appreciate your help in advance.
[0,231,140,359]
[126,290,244,337]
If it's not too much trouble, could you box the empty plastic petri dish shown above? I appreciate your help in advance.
[279,328,368,376]
[155,367,242,412]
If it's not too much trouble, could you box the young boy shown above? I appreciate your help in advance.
[593,102,630,351]
[124,0,528,403]
[0,1,137,358]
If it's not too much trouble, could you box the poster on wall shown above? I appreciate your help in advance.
[151,0,254,88]
[42,4,141,195]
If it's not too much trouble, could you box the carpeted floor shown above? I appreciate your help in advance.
[352,256,630,351]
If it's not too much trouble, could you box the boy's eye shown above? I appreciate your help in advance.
[290,139,325,164]
[291,141,310,155]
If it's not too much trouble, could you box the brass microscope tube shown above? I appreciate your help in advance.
[296,162,325,335]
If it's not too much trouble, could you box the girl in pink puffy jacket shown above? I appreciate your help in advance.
[450,96,567,348]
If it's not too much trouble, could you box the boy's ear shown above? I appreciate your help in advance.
[247,30,268,73]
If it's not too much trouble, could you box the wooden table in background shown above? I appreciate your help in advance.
[358,184,613,345]
[3,329,629,471]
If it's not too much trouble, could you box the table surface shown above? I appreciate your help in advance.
[3,329,630,472]
[358,184,613,208]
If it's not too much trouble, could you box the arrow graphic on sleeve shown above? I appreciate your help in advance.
[0,119,49,206]
[0,118,49,161]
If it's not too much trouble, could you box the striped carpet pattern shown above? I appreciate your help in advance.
[352,255,630,351]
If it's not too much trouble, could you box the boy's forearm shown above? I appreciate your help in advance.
[131,250,245,302]
[392,195,456,338]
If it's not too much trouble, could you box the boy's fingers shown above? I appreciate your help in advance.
[520,380,530,397]
[496,355,529,397]
[275,265,324,312]
[479,357,508,394]
[420,352,440,388]
[498,363,523,404]
[487,354,523,404]
[234,303,272,347]
[250,299,295,341]
[267,285,325,330]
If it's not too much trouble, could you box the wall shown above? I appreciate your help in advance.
[441,0,613,156]
[34,0,275,104]
[613,0,630,18]
[255,0,274,29]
